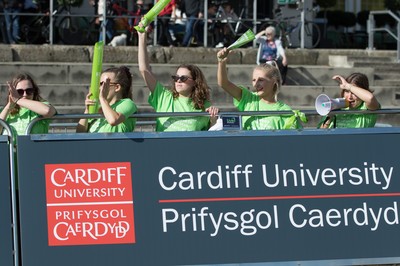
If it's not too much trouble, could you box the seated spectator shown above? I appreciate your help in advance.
[168,0,186,45]
[255,26,288,85]
[191,2,217,47]
[214,1,238,48]
[91,0,116,43]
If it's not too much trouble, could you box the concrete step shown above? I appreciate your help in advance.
[0,62,377,108]
[350,61,400,87]
[348,56,396,63]
[374,73,400,80]
[375,80,400,86]
[0,45,398,126]
[354,61,400,70]
[286,65,374,86]
[0,62,375,87]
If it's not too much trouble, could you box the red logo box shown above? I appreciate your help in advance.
[45,162,135,246]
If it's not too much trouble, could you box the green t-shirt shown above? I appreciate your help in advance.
[319,102,377,128]
[148,82,211,132]
[3,101,51,137]
[88,98,137,133]
[234,86,297,130]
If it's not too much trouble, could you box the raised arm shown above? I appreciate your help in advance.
[217,48,242,101]
[98,79,127,126]
[137,27,158,93]
[8,84,56,118]
[333,75,380,111]
[14,98,56,117]
[255,29,265,40]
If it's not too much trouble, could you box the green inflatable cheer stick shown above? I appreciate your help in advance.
[134,0,172,33]
[227,29,255,50]
[89,41,104,114]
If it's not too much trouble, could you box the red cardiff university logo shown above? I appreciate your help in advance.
[45,162,135,246]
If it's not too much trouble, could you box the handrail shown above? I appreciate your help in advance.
[0,0,321,48]
[25,109,400,135]
[0,120,19,266]
[0,0,260,47]
[367,10,400,62]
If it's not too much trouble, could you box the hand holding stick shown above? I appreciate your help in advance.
[134,0,172,33]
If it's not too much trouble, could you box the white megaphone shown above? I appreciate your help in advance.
[315,94,349,116]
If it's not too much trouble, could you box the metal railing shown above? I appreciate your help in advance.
[368,10,400,62]
[0,120,18,266]
[24,109,400,135]
[5,2,400,52]
[0,0,318,48]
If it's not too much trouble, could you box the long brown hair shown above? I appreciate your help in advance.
[8,72,43,116]
[171,64,210,110]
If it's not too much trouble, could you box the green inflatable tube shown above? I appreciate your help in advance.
[227,29,255,50]
[134,0,172,33]
[89,41,104,114]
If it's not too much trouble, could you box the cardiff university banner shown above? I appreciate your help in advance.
[16,128,400,266]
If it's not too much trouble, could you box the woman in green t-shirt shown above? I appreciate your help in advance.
[0,72,57,137]
[217,47,300,130]
[76,66,137,133]
[319,73,380,129]
[137,23,219,132]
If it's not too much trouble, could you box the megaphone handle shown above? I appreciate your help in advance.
[322,115,336,128]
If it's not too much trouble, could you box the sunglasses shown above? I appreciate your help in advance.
[17,88,35,96]
[171,75,192,82]
[100,81,119,86]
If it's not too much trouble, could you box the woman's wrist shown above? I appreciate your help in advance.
[14,97,22,105]
[8,97,22,109]
[3,104,11,111]
[217,57,226,62]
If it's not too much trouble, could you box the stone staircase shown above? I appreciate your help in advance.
[0,45,399,127]
[348,56,400,87]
